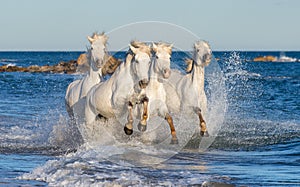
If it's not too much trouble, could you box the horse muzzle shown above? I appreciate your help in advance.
[95,59,104,68]
[139,79,149,89]
[204,54,212,63]
[162,69,171,79]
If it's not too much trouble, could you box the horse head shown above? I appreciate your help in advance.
[87,32,108,70]
[193,40,212,67]
[128,41,151,89]
[152,42,173,79]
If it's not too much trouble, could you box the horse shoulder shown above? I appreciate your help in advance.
[176,75,189,94]
[66,79,80,95]
[65,79,81,105]
[88,81,114,118]
[80,75,98,94]
[113,66,132,94]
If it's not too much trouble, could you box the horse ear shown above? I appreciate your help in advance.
[87,36,94,44]
[129,44,138,54]
[204,40,211,50]
[91,32,100,40]
[194,42,198,48]
[195,41,203,49]
[152,42,158,53]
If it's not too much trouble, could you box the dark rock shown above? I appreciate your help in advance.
[0,54,120,75]
[0,60,78,74]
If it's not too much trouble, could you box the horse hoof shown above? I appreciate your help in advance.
[124,126,133,135]
[138,123,147,132]
[200,131,209,137]
[170,138,179,145]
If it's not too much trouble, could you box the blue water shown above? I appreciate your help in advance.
[0,51,299,186]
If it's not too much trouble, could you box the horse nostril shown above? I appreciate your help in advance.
[139,79,149,88]
[163,69,171,78]
[142,79,149,85]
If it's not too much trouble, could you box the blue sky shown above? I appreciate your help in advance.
[0,0,299,51]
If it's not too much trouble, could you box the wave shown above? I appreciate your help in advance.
[0,59,18,62]
[263,75,300,80]
[18,146,207,186]
[0,62,17,67]
[17,117,300,186]
[225,70,261,78]
[209,119,300,151]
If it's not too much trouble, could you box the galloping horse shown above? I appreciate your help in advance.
[84,41,151,131]
[167,41,212,137]
[65,33,108,118]
[132,42,178,144]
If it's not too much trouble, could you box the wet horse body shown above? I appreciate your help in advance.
[135,43,178,144]
[65,33,108,118]
[84,42,151,131]
[167,41,212,136]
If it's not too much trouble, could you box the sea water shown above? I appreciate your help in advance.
[0,51,299,186]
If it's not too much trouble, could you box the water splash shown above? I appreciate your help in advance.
[3,50,299,186]
[199,56,227,151]
[48,114,84,153]
[207,52,300,151]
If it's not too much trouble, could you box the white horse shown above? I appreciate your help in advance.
[65,33,108,117]
[84,41,151,132]
[167,40,212,137]
[134,42,178,144]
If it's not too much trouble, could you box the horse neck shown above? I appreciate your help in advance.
[124,53,133,68]
[149,58,158,80]
[191,59,205,91]
[88,57,102,82]
[110,53,134,86]
[126,54,137,80]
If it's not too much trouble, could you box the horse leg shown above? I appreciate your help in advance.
[65,101,75,122]
[165,113,178,144]
[85,103,97,127]
[196,108,209,137]
[138,96,149,132]
[124,102,134,135]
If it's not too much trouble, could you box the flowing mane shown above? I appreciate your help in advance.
[101,56,122,75]
[185,58,194,73]
[152,42,173,55]
[185,40,211,73]
[130,40,151,56]
[88,32,108,46]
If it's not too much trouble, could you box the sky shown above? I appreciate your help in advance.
[0,0,299,51]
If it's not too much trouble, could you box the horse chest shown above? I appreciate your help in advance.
[147,82,165,99]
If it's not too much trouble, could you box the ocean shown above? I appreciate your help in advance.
[0,51,299,186]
